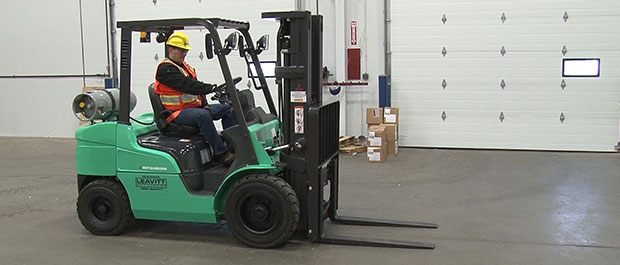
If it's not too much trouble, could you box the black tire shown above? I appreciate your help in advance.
[225,174,299,248]
[77,179,135,236]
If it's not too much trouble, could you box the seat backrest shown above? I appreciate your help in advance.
[147,83,199,135]
[148,83,165,118]
[238,89,258,122]
[238,89,255,111]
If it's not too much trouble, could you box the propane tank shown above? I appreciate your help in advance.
[72,89,136,121]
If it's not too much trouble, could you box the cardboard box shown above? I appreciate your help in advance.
[383,107,399,124]
[367,146,388,162]
[366,108,383,125]
[368,124,387,147]
[387,140,399,156]
[383,124,398,141]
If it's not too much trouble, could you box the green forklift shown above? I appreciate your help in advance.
[73,11,437,249]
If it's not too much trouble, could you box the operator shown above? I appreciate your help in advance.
[155,31,236,163]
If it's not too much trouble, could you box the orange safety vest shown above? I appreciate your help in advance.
[154,59,206,122]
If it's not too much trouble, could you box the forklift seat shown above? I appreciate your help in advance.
[238,89,277,123]
[148,84,200,136]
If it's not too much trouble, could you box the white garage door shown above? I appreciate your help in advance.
[391,0,620,151]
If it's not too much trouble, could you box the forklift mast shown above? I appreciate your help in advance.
[264,11,437,249]
[263,11,335,240]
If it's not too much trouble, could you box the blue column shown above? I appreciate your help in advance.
[379,74,391,107]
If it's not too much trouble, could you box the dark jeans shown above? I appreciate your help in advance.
[173,104,237,155]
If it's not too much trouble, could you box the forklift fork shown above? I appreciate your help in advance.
[319,215,437,249]
[306,103,437,249]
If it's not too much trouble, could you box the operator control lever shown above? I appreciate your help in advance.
[264,138,305,155]
[293,138,305,150]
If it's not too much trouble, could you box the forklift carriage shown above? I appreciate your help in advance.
[74,11,437,249]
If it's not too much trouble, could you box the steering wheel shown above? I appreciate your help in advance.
[212,77,242,104]
[213,77,242,93]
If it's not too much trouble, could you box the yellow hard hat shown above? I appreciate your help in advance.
[166,31,191,50]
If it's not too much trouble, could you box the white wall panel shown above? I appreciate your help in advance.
[0,78,104,137]
[0,0,108,76]
[82,0,112,75]
[391,0,620,151]
[0,1,109,137]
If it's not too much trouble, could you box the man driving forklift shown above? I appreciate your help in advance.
[155,31,236,164]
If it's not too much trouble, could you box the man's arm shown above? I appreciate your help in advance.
[156,63,215,95]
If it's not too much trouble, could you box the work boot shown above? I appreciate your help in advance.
[213,151,235,166]
[222,151,235,166]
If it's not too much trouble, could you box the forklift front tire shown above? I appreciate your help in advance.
[225,174,300,248]
[77,179,135,236]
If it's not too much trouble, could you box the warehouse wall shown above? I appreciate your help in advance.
[1,0,385,138]
[0,0,110,137]
[307,0,386,137]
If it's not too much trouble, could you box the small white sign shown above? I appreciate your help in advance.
[367,148,381,161]
[294,106,304,134]
[369,137,383,147]
[384,114,397,123]
[200,149,211,164]
[291,91,307,103]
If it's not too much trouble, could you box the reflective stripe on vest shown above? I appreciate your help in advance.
[154,59,202,111]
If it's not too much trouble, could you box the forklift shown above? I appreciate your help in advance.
[73,11,437,249]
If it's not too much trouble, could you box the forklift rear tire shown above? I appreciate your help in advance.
[77,179,135,236]
[225,174,299,248]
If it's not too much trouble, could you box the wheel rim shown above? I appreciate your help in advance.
[237,192,282,235]
[90,196,115,221]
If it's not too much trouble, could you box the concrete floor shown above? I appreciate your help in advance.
[0,137,619,265]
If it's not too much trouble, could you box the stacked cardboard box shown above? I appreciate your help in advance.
[366,107,400,162]
[383,107,399,156]
[367,125,387,162]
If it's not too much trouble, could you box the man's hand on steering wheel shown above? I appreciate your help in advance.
[212,77,242,94]
[211,77,242,104]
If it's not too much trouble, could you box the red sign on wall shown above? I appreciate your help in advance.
[347,48,361,80]
[351,20,357,45]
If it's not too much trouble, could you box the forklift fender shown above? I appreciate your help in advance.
[212,165,282,217]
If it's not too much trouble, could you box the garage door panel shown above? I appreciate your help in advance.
[401,120,619,136]
[392,34,620,46]
[391,57,620,70]
[390,50,619,60]
[393,78,620,90]
[396,100,620,113]
[391,84,620,98]
[397,137,616,152]
[399,126,617,143]
[392,1,620,13]
[393,11,620,28]
[394,68,567,78]
[392,92,620,105]
[399,125,618,142]
[394,25,620,39]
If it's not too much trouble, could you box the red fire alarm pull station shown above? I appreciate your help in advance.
[351,20,357,45]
